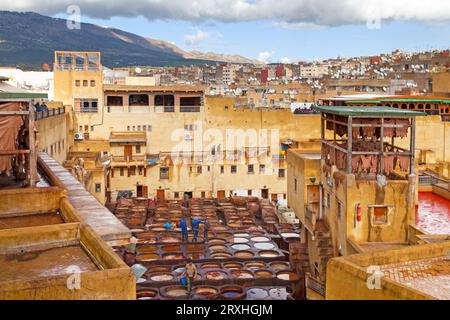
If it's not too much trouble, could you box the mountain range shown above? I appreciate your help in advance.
[0,11,255,69]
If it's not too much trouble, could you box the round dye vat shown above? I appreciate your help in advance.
[209,238,227,244]
[136,288,159,300]
[138,232,157,239]
[211,226,228,231]
[209,244,227,251]
[254,269,273,278]
[231,244,251,250]
[161,285,189,299]
[233,237,249,244]
[136,253,160,262]
[231,270,253,279]
[149,272,174,282]
[187,244,205,252]
[148,266,171,273]
[269,262,290,270]
[193,286,219,299]
[254,242,275,250]
[205,270,228,280]
[162,252,185,260]
[210,251,232,259]
[216,232,233,238]
[234,233,249,237]
[172,267,185,276]
[161,245,181,252]
[259,250,279,258]
[280,232,300,239]
[223,262,243,270]
[159,236,180,243]
[219,285,246,300]
[276,271,299,281]
[186,252,205,260]
[136,246,158,253]
[234,250,255,259]
[150,227,166,232]
[201,262,221,270]
[247,288,269,299]
[250,236,270,242]
[244,261,266,269]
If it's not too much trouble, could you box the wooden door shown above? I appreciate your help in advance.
[124,145,132,160]
[136,185,143,197]
[217,190,226,199]
[156,189,165,203]
[261,189,269,199]
[142,186,148,198]
[271,193,278,202]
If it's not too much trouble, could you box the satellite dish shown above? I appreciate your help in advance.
[135,67,142,74]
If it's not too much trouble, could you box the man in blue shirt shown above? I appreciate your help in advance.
[191,218,205,243]
[180,216,188,242]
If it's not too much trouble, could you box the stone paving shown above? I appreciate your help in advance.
[379,256,450,299]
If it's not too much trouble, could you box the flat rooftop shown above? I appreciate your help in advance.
[313,105,426,117]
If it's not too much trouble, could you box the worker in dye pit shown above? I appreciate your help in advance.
[180,216,188,242]
[183,258,197,293]
[191,218,205,242]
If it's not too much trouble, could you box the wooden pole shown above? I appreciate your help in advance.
[380,118,384,176]
[28,101,36,187]
[347,116,352,173]
[410,117,416,174]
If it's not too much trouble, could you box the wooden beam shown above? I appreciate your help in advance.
[347,116,352,173]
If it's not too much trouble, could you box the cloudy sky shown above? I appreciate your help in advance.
[2,0,450,62]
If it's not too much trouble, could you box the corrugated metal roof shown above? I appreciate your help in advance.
[313,105,426,117]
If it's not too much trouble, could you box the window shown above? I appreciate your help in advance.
[95,183,101,193]
[155,94,174,112]
[326,193,331,208]
[147,125,152,132]
[129,167,136,176]
[231,165,237,174]
[180,96,202,112]
[220,165,224,174]
[136,145,141,154]
[83,80,88,87]
[84,125,89,132]
[120,168,124,176]
[127,126,130,131]
[201,191,206,198]
[174,192,180,199]
[259,164,265,174]
[248,190,252,196]
[129,94,149,106]
[283,194,286,199]
[337,201,342,219]
[160,167,169,179]
[107,96,123,106]
[248,164,254,174]
[138,167,143,175]
[278,169,285,178]
[137,125,141,131]
[294,178,297,192]
[184,124,197,131]
[90,80,96,87]
[90,126,94,132]
[75,80,80,87]
[207,166,210,172]
[371,206,389,224]
[77,99,98,113]
[142,125,146,131]
[103,151,108,156]
[197,166,202,174]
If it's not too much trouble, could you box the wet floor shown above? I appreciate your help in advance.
[417,192,450,234]
[0,246,98,282]
[0,212,64,230]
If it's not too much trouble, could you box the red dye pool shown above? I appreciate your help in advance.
[417,192,450,234]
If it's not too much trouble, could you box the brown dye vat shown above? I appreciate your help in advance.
[161,285,189,299]
[187,244,205,252]
[269,262,290,270]
[208,244,227,251]
[162,252,185,260]
[136,253,160,262]
[215,232,233,238]
[136,246,158,253]
[210,251,232,259]
[219,285,246,300]
[244,261,266,269]
[193,286,219,300]
[148,266,171,273]
[231,270,253,279]
[258,250,279,258]
[161,245,181,252]
[159,236,180,243]
[138,232,158,238]
[233,250,255,259]
[205,270,228,280]
[276,271,299,281]
[223,262,243,270]
[200,262,221,270]
[136,288,159,300]
[186,252,205,260]
[208,238,227,244]
[148,272,175,282]
[254,269,273,278]
[0,212,64,230]
[210,226,228,231]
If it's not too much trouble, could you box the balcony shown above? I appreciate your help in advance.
[109,155,146,167]
[35,106,66,120]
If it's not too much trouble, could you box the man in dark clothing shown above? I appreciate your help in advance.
[180,216,188,242]
[191,218,205,243]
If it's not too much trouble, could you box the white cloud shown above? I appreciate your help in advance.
[5,0,450,27]
[280,57,291,64]
[257,51,273,64]
[184,29,210,46]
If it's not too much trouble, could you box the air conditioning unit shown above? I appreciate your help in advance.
[74,132,84,141]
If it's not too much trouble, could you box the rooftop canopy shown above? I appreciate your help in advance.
[313,105,426,117]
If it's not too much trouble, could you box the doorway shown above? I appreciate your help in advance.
[261,188,269,199]
[124,145,132,160]
[184,192,193,201]
[217,190,226,199]
[156,189,165,203]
